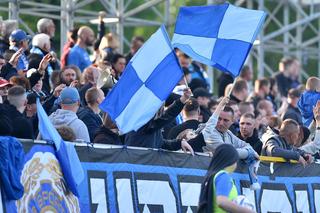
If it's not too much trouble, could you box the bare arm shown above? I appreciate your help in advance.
[216,196,255,213]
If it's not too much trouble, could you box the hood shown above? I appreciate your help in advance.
[49,109,78,127]
[297,91,320,126]
[261,126,279,144]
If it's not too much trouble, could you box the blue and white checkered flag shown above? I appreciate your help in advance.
[37,99,84,197]
[100,25,183,134]
[172,3,266,77]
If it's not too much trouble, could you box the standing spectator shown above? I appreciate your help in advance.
[218,72,234,98]
[61,28,78,69]
[58,65,82,87]
[26,93,39,136]
[247,78,270,107]
[93,113,122,145]
[99,33,119,62]
[77,87,104,141]
[0,78,11,102]
[239,65,253,94]
[298,77,320,127]
[227,100,241,135]
[1,86,33,139]
[274,57,300,97]
[193,87,212,122]
[37,18,56,51]
[229,79,249,104]
[201,105,256,159]
[0,49,22,80]
[9,29,30,72]
[125,88,193,152]
[167,98,200,139]
[30,33,59,76]
[111,54,126,81]
[261,119,312,166]
[67,26,95,72]
[239,102,254,116]
[238,113,263,154]
[125,36,144,63]
[79,66,101,106]
[37,18,55,39]
[48,87,90,142]
[282,88,302,125]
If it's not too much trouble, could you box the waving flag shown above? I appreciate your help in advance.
[172,3,266,77]
[100,25,183,134]
[37,99,83,197]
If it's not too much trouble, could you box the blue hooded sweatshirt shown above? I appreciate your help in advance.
[298,91,320,126]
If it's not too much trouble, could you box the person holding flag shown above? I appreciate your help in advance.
[99,25,194,154]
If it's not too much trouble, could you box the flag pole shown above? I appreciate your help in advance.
[183,75,194,97]
[226,76,239,98]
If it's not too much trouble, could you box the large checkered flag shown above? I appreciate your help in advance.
[99,25,183,134]
[172,3,266,77]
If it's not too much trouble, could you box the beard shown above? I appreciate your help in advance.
[85,38,94,46]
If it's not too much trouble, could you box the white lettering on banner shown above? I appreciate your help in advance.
[116,179,135,213]
[136,180,177,212]
[295,190,310,213]
[242,187,257,212]
[315,189,320,212]
[90,178,108,213]
[260,189,292,213]
[180,182,201,211]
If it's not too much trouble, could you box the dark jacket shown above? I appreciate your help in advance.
[200,106,211,123]
[261,127,305,161]
[79,83,93,106]
[282,104,302,125]
[0,103,34,139]
[0,62,18,80]
[274,72,292,97]
[93,126,123,145]
[125,99,185,150]
[168,119,200,140]
[77,106,103,142]
[238,129,263,155]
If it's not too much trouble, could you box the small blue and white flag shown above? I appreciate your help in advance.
[37,99,84,197]
[100,25,183,134]
[172,3,266,77]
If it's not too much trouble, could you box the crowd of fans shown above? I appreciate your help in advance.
[0,14,320,167]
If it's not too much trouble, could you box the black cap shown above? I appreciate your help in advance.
[193,87,211,98]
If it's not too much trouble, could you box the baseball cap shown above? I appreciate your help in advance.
[59,87,80,105]
[0,78,11,88]
[9,29,31,42]
[193,87,211,98]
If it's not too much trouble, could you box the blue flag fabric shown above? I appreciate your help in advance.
[172,3,266,77]
[100,25,183,134]
[36,99,83,197]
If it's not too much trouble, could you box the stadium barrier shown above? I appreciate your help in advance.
[1,140,320,213]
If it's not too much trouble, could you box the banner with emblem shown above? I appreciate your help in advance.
[1,141,320,213]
